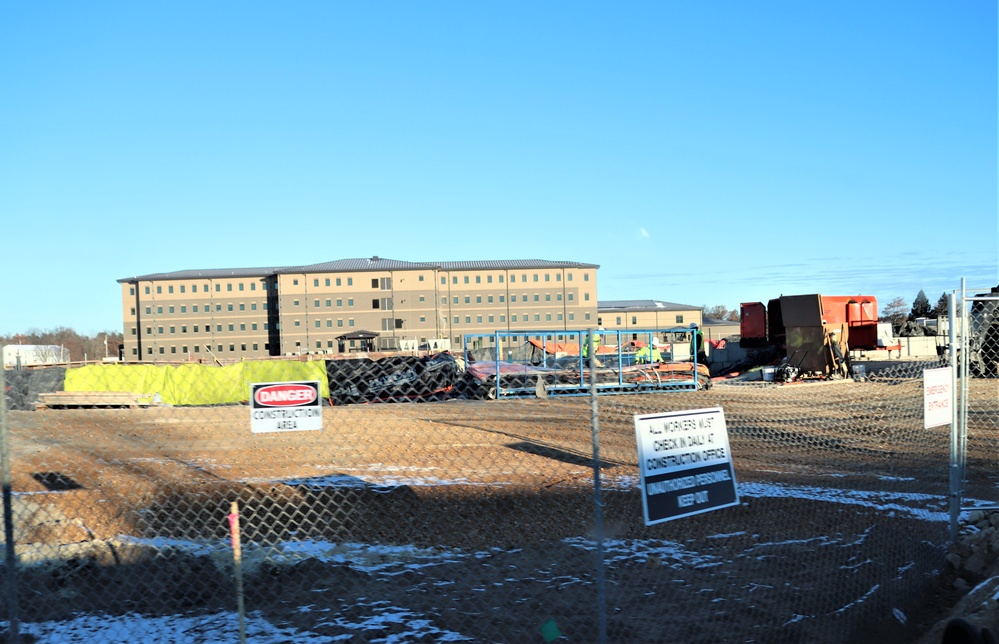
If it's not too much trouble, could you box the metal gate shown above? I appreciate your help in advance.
[951,280,999,540]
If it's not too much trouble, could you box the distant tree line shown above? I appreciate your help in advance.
[702,305,741,322]
[0,328,123,362]
[879,290,951,328]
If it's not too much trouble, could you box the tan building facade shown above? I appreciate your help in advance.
[597,300,703,336]
[118,258,600,362]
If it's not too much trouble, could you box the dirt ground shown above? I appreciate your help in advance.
[3,379,995,642]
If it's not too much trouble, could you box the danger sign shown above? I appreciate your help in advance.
[250,381,323,433]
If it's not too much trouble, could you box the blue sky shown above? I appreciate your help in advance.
[1,1,995,335]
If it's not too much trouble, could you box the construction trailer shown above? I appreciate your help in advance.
[739,294,879,378]
[2,345,71,369]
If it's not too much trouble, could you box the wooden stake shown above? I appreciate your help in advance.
[228,501,247,643]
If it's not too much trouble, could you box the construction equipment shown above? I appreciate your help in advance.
[968,285,999,378]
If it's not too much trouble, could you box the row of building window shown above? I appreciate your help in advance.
[599,315,686,326]
[135,343,268,355]
[136,303,267,316]
[441,273,586,285]
[135,282,268,296]
[129,272,590,297]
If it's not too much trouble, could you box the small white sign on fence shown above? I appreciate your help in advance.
[923,367,952,429]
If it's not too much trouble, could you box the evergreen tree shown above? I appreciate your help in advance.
[909,290,932,321]
[933,292,949,318]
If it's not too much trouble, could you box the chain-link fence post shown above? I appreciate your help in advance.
[587,328,608,644]
[0,366,20,643]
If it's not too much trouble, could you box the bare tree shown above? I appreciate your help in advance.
[702,305,730,321]
[880,297,908,328]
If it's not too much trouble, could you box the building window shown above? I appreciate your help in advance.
[338,319,343,327]
[348,319,354,327]
[181,326,187,333]
[477,316,482,323]
[348,298,353,307]
[314,279,320,287]
[251,303,256,310]
[512,314,517,322]
[228,324,234,331]
[325,278,330,286]
[337,299,343,307]
[546,314,551,321]
[325,299,331,307]
[676,315,684,324]
[156,286,162,294]
[180,306,186,313]
[239,304,245,311]
[239,283,244,291]
[251,323,257,330]
[293,279,299,286]
[228,304,233,311]
[229,344,235,352]
[193,305,199,312]
[315,320,321,328]
[584,274,589,281]
[336,278,342,286]
[347,278,352,286]
[157,307,163,314]
[294,321,300,327]
[240,323,246,331]
[216,305,222,311]
[584,293,590,301]
[293,300,299,306]
[420,316,426,323]
[227,283,233,291]
[314,299,320,307]
[145,307,151,314]
[632,316,637,325]
[488,315,494,323]
[464,297,470,304]
[441,277,446,285]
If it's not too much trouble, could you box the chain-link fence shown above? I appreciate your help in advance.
[956,285,999,511]
[0,308,993,642]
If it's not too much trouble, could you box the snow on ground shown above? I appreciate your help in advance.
[2,477,959,643]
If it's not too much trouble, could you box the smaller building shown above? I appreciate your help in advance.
[597,300,702,336]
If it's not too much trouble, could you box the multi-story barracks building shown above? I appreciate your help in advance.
[118,257,601,361]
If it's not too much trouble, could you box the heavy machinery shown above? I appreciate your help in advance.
[739,294,879,379]
[968,285,999,378]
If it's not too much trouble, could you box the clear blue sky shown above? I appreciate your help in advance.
[1,1,996,335]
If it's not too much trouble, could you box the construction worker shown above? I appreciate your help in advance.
[828,331,849,378]
[583,329,603,366]
[636,339,665,364]
[689,323,707,365]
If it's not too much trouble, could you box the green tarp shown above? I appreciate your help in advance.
[64,361,329,406]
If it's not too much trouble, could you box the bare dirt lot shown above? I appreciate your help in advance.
[3,377,994,642]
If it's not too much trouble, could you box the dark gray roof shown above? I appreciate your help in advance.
[117,267,285,283]
[703,317,739,326]
[598,299,701,312]
[290,257,433,273]
[432,259,599,271]
[120,257,599,282]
